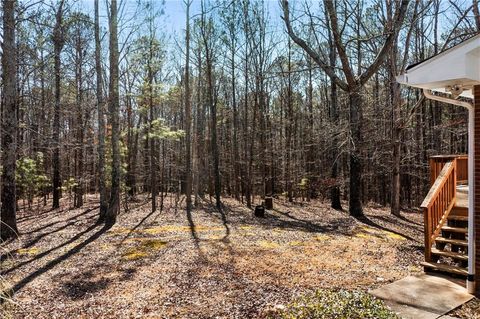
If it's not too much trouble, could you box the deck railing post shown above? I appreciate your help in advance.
[424,206,432,261]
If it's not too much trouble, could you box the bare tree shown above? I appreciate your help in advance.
[282,0,409,216]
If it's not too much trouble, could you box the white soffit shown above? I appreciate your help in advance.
[397,34,480,93]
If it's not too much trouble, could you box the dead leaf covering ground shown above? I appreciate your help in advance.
[1,195,430,318]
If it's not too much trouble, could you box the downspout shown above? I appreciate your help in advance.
[424,89,475,294]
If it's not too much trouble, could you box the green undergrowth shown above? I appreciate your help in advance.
[270,289,399,319]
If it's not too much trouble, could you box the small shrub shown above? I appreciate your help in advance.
[270,289,398,319]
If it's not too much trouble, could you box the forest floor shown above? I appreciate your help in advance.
[1,194,475,318]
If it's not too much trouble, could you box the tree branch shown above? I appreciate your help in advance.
[281,0,348,91]
[359,0,410,86]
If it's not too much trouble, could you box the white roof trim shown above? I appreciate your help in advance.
[397,34,480,95]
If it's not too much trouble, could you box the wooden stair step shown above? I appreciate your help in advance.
[448,215,468,222]
[435,237,468,246]
[431,248,468,261]
[451,206,468,216]
[421,261,468,276]
[441,225,468,234]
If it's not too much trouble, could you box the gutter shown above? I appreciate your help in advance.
[423,89,475,294]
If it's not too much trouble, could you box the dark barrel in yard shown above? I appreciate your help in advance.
[254,205,265,217]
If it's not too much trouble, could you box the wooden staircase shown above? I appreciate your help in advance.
[420,156,469,277]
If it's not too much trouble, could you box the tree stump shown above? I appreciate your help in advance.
[264,197,273,210]
[254,205,265,218]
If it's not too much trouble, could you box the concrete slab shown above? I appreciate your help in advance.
[370,274,473,319]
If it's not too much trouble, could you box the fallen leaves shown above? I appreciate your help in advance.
[1,194,428,319]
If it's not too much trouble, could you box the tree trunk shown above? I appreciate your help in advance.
[201,5,221,209]
[230,25,240,201]
[95,0,108,219]
[388,1,401,217]
[125,81,137,198]
[474,0,480,31]
[1,0,19,240]
[348,86,363,217]
[285,39,293,203]
[149,41,157,213]
[207,58,221,209]
[105,0,120,225]
[52,1,65,209]
[74,29,84,208]
[330,79,342,210]
[326,16,342,210]
[185,0,192,211]
[391,81,401,216]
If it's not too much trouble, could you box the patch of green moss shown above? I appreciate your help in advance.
[121,239,167,261]
[258,240,280,249]
[122,250,148,261]
[383,231,406,240]
[352,226,405,241]
[314,234,330,241]
[141,239,167,250]
[16,247,39,256]
[269,289,399,319]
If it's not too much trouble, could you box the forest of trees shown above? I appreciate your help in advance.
[1,0,480,240]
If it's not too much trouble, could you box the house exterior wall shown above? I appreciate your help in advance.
[474,84,480,296]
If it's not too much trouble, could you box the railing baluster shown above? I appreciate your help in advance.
[421,159,459,263]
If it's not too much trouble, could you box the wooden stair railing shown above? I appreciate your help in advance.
[420,160,457,262]
[430,155,467,184]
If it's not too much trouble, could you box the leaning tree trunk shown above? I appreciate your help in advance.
[1,0,19,240]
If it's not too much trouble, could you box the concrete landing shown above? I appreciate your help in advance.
[370,274,473,319]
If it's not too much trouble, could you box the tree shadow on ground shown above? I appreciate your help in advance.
[2,215,102,276]
[203,201,231,242]
[21,206,98,236]
[117,204,161,247]
[16,207,62,223]
[0,212,98,263]
[240,207,352,235]
[186,206,201,250]
[375,213,423,227]
[20,210,97,248]
[61,270,111,300]
[354,215,420,243]
[9,222,112,294]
